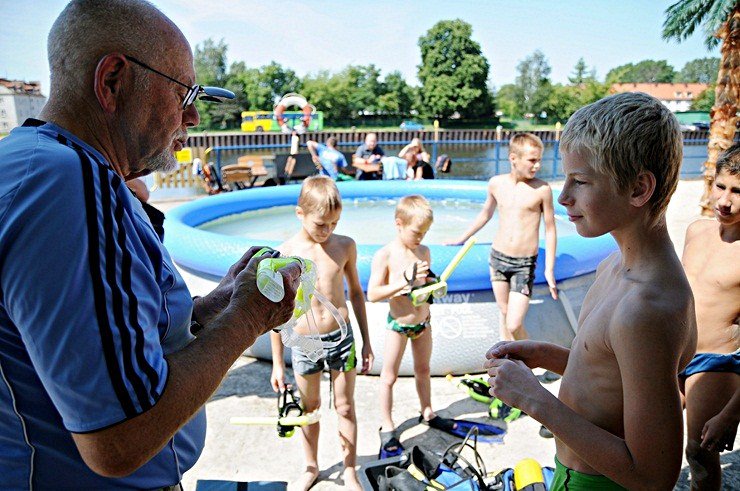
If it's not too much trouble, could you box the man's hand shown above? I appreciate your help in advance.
[485,357,546,411]
[194,246,275,327]
[545,269,558,300]
[361,344,374,374]
[701,410,738,452]
[218,250,302,343]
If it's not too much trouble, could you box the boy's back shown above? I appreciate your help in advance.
[682,219,740,353]
[489,173,551,257]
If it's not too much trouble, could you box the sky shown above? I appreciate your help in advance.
[0,0,719,96]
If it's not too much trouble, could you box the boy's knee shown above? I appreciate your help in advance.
[505,321,523,335]
[685,439,712,481]
[334,400,355,419]
[380,371,398,387]
[414,364,431,379]
[301,397,321,413]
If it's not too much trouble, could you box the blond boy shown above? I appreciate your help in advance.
[681,144,740,489]
[270,176,373,491]
[449,133,557,342]
[485,92,697,489]
[367,196,441,457]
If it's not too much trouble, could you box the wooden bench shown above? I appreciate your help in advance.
[221,155,270,190]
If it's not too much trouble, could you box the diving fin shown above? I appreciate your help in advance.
[421,415,504,443]
[379,428,405,459]
[446,374,493,404]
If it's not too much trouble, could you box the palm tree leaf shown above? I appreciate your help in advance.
[663,0,715,41]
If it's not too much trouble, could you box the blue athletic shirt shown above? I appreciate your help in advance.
[315,143,347,180]
[0,120,205,489]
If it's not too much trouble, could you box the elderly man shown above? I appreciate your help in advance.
[352,132,385,180]
[0,0,299,488]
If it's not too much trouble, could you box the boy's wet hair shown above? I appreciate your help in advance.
[395,195,433,226]
[509,133,544,155]
[561,92,682,226]
[716,142,740,176]
[326,136,338,148]
[298,176,342,215]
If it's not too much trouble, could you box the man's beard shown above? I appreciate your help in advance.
[144,149,178,173]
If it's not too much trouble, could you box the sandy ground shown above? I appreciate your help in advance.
[152,179,739,490]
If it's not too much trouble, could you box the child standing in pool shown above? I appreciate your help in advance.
[680,143,740,490]
[449,133,558,342]
[270,176,374,491]
[367,195,445,457]
[486,92,697,489]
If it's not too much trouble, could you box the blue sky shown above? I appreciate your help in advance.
[0,0,718,96]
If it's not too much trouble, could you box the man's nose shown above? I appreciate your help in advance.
[184,102,200,128]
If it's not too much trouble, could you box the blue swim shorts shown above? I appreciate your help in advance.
[679,349,740,379]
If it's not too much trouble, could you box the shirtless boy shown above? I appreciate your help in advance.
[450,133,557,342]
[367,196,440,457]
[486,92,697,489]
[270,176,374,491]
[681,144,740,490]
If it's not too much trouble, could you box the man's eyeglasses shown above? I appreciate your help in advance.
[124,55,235,109]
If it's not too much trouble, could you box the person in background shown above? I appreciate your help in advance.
[352,133,384,180]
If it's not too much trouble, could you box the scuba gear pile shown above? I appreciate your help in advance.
[496,459,555,491]
[446,374,524,423]
[420,415,505,444]
[255,247,348,362]
[230,387,320,438]
[409,237,477,307]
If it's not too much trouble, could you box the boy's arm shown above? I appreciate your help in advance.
[343,240,374,373]
[542,185,558,299]
[448,180,496,245]
[702,386,740,452]
[523,305,686,488]
[366,249,408,302]
[269,331,287,392]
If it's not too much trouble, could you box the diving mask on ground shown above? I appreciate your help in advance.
[409,237,477,307]
[255,248,347,362]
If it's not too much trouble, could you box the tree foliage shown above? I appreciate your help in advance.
[676,57,721,83]
[605,59,677,84]
[417,19,493,119]
[691,85,716,111]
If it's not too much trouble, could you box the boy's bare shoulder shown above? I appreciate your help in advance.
[530,177,551,190]
[610,273,694,353]
[330,233,357,250]
[685,217,717,241]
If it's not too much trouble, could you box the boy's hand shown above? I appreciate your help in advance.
[361,345,374,374]
[414,261,430,280]
[312,155,321,166]
[270,365,287,393]
[485,340,549,370]
[545,270,558,300]
[701,411,738,452]
[486,357,545,411]
[443,239,464,246]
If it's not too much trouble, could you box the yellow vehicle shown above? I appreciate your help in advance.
[240,111,275,132]
[241,110,324,133]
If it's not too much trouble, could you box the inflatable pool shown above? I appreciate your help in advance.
[166,180,617,375]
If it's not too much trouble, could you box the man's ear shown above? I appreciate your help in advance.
[629,171,656,208]
[94,54,128,113]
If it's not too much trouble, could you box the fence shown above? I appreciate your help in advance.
[155,129,712,188]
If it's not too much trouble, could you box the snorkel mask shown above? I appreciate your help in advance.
[255,248,348,362]
[408,237,477,307]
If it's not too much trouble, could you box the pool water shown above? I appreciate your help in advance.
[198,198,578,245]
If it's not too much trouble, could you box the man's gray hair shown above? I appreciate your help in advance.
[47,0,177,96]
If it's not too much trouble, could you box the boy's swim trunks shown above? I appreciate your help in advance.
[550,457,627,490]
[291,326,356,375]
[386,313,430,340]
[488,248,538,297]
[678,349,740,379]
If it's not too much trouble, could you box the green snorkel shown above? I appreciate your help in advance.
[409,237,477,307]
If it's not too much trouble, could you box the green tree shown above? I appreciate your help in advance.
[676,57,721,83]
[495,84,521,118]
[193,38,229,129]
[664,0,740,215]
[605,59,676,84]
[691,86,716,111]
[377,71,414,115]
[568,57,596,84]
[515,50,552,117]
[417,19,493,119]
[238,62,302,110]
